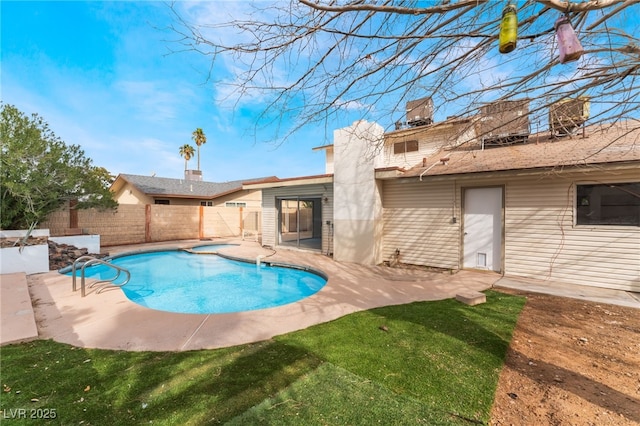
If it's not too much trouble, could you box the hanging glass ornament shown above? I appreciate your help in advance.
[499,4,518,54]
[555,16,584,63]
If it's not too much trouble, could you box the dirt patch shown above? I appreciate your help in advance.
[490,288,640,426]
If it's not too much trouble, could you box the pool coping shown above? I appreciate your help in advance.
[16,239,501,351]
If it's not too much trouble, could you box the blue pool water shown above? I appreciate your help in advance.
[72,250,326,314]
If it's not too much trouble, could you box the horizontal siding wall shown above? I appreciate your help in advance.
[383,122,474,169]
[382,180,460,269]
[381,167,639,291]
[504,169,640,292]
[262,191,277,248]
[262,184,333,255]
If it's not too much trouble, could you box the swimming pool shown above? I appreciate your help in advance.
[69,249,327,314]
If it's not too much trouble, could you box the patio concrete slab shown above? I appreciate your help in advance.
[496,276,640,309]
[1,272,38,345]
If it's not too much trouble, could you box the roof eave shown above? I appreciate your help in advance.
[402,160,640,181]
[374,167,406,180]
[244,174,334,189]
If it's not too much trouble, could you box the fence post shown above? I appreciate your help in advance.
[145,204,151,243]
[69,199,78,230]
[199,205,204,239]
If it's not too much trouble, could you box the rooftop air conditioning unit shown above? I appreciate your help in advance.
[549,97,590,135]
[478,99,530,145]
[406,97,434,127]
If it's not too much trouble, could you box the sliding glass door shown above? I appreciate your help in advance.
[278,197,321,250]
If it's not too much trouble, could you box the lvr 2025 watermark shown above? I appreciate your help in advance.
[2,408,57,420]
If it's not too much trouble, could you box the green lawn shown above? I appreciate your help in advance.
[0,291,524,425]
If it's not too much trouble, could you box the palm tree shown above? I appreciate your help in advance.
[191,128,207,171]
[179,144,195,171]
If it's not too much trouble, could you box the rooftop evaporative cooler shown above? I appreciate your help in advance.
[549,97,590,136]
[477,99,530,146]
[406,97,434,127]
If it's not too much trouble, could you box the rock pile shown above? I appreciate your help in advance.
[48,240,107,271]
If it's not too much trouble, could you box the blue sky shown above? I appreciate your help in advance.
[1,1,329,182]
[3,2,636,183]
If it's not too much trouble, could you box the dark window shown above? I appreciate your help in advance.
[393,140,419,154]
[200,201,213,206]
[577,183,640,226]
[154,199,170,205]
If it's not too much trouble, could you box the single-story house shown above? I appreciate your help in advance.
[245,115,639,292]
[111,173,274,208]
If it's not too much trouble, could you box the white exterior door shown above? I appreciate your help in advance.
[463,187,503,272]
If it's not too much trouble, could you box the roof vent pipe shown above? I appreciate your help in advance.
[420,160,442,181]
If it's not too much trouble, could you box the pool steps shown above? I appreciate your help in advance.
[71,255,131,297]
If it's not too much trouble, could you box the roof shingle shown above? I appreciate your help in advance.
[118,174,275,198]
[398,121,640,178]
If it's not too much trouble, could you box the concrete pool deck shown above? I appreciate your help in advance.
[3,239,638,351]
[2,239,500,351]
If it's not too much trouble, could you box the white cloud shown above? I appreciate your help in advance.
[113,80,196,121]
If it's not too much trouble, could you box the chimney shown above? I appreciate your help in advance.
[184,169,203,181]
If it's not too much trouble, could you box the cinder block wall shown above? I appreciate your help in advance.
[149,205,198,242]
[40,202,260,246]
[41,206,70,236]
[80,204,146,246]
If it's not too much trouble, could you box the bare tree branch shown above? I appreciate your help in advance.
[168,0,640,145]
[298,0,489,15]
[537,0,632,13]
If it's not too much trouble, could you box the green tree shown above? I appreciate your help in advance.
[191,128,207,171]
[179,144,195,171]
[0,104,118,230]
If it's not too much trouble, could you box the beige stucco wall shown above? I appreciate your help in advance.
[113,184,153,205]
[210,189,262,208]
[324,148,334,174]
[333,120,385,265]
[381,166,640,291]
